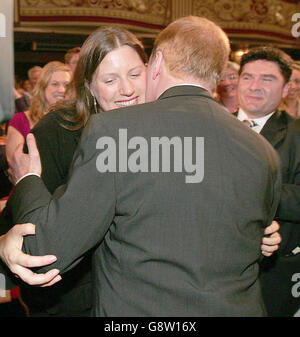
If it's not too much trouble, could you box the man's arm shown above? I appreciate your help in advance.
[7,116,116,274]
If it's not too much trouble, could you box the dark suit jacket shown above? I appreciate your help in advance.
[260,111,300,249]
[234,110,300,242]
[8,86,281,317]
[258,111,300,316]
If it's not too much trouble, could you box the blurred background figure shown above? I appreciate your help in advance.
[279,61,300,118]
[27,66,42,99]
[14,66,42,114]
[6,61,71,164]
[64,47,81,73]
[21,79,32,94]
[20,79,33,102]
[216,61,240,113]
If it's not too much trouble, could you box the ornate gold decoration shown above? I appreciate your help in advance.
[18,0,300,45]
[21,0,168,20]
[18,0,170,40]
[193,0,299,46]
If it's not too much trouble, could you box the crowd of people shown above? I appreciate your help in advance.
[0,15,299,317]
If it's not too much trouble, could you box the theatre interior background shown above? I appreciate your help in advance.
[13,0,300,79]
[0,0,299,318]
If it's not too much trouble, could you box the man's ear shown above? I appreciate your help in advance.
[151,50,164,80]
[282,81,290,99]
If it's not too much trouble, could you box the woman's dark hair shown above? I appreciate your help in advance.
[52,26,148,130]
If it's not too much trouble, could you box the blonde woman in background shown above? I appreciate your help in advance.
[216,61,240,113]
[6,61,71,163]
[279,61,300,118]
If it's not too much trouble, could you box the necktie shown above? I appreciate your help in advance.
[242,119,258,128]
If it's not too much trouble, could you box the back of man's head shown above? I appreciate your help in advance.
[151,16,230,90]
[240,47,293,84]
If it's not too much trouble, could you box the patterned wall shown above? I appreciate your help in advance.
[15,0,300,47]
[16,0,170,36]
[193,0,300,46]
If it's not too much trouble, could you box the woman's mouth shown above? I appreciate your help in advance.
[115,97,139,107]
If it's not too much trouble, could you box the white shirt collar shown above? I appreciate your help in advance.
[237,108,275,133]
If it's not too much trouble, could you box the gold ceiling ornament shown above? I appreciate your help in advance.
[20,0,169,26]
[18,0,300,46]
[193,0,299,47]
[23,0,39,5]
[22,0,164,14]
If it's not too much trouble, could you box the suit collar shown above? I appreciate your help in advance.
[158,85,215,102]
[236,108,275,134]
[260,110,292,147]
[233,109,292,147]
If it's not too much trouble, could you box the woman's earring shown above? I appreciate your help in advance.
[93,96,98,114]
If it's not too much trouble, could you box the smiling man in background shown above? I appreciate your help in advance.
[236,46,300,317]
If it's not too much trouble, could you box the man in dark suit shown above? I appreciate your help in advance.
[0,17,281,316]
[236,46,300,316]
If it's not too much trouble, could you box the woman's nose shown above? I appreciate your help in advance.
[119,79,134,96]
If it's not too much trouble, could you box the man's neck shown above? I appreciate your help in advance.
[238,107,276,123]
[156,77,212,100]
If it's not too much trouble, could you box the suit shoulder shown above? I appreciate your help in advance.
[286,118,300,145]
[289,118,300,131]
[279,109,296,123]
[214,108,279,162]
[89,103,153,127]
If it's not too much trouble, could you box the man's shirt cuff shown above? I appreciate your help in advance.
[15,173,41,185]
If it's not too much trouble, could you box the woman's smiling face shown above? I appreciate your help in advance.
[90,45,147,111]
[44,70,71,106]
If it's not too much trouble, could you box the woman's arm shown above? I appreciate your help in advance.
[5,126,25,164]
